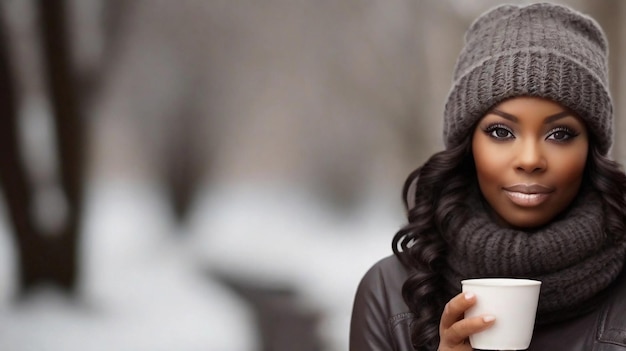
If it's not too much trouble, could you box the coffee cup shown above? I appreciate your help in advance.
[461,278,541,350]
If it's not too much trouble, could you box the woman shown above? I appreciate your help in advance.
[350,3,626,351]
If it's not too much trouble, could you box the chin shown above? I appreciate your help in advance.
[502,213,552,230]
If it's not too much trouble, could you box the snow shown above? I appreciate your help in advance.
[0,178,404,351]
[185,181,403,350]
[0,179,258,351]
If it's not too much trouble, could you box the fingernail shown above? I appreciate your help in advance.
[483,315,495,323]
[464,292,475,300]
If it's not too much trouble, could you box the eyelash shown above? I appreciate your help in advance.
[484,123,514,140]
[483,124,579,142]
[547,126,579,141]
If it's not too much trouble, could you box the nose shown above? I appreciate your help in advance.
[515,140,547,173]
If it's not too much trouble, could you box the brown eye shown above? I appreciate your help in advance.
[484,123,514,140]
[547,127,577,142]
[495,128,510,138]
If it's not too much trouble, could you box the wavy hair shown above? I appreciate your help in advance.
[392,135,626,350]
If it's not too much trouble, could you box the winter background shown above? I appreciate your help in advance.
[0,0,624,350]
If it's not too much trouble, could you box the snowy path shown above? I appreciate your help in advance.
[0,180,257,351]
[0,179,402,350]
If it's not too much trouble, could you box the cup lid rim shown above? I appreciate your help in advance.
[461,278,542,286]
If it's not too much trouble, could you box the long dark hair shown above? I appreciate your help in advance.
[392,136,626,351]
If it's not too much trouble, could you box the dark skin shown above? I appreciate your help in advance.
[437,97,589,350]
[439,292,495,350]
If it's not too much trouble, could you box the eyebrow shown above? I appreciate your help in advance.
[489,109,572,123]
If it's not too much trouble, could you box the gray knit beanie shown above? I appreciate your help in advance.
[443,2,613,155]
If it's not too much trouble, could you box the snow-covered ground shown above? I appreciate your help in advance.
[0,179,258,351]
[0,178,404,351]
[185,181,403,351]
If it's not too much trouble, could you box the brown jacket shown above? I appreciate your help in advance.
[350,255,626,351]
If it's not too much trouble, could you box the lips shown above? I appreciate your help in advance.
[503,184,555,207]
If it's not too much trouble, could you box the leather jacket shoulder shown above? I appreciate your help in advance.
[350,254,626,351]
[349,255,415,351]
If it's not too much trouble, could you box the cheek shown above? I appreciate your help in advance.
[472,138,509,185]
[550,149,588,186]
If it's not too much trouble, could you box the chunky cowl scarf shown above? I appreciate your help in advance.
[443,190,626,323]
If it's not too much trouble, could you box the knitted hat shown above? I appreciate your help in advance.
[443,3,613,155]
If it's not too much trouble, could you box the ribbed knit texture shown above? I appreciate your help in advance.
[443,3,613,155]
[443,189,626,323]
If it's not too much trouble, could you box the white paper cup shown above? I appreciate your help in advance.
[461,278,541,350]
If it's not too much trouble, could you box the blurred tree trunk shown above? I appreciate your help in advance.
[0,3,43,296]
[29,0,85,293]
[0,0,88,295]
[163,94,204,223]
[80,0,133,103]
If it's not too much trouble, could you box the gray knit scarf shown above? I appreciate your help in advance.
[443,189,626,323]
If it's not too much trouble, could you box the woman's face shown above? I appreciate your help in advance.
[472,97,589,228]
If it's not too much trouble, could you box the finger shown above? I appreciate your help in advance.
[443,314,496,346]
[440,292,476,329]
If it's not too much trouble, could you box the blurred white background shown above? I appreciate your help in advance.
[0,0,624,350]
